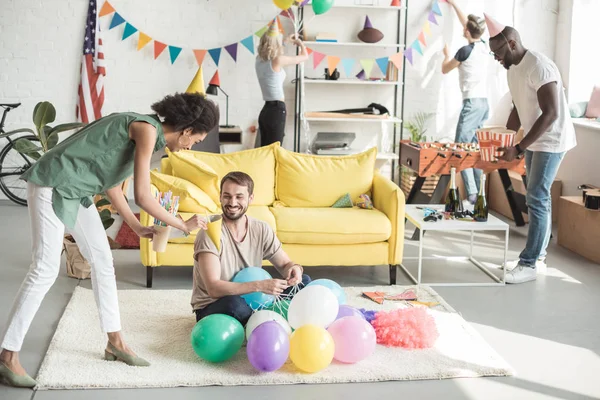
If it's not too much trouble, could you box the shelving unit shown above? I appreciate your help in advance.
[293,1,409,181]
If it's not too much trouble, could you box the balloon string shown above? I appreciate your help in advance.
[298,15,315,33]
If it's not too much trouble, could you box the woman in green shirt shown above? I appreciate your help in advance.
[0,93,219,387]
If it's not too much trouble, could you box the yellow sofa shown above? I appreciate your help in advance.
[140,142,405,287]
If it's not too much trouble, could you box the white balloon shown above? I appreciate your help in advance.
[245,310,292,340]
[287,285,339,329]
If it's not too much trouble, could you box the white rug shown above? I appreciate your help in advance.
[35,286,513,389]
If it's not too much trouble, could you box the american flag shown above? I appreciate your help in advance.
[76,0,106,123]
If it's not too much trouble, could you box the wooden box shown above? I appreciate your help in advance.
[558,196,600,264]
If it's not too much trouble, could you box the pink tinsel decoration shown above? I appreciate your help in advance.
[371,308,439,349]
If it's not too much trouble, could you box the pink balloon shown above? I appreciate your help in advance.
[327,316,376,363]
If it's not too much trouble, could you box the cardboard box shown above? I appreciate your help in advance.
[558,196,600,264]
[488,170,562,223]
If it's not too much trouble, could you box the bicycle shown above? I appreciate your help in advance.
[0,103,39,206]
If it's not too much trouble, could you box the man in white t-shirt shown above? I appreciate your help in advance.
[486,17,576,284]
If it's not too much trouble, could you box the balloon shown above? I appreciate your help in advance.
[273,0,294,10]
[335,305,365,321]
[247,321,290,372]
[232,267,274,310]
[264,299,291,321]
[327,316,376,364]
[190,314,244,363]
[287,285,339,329]
[312,0,334,15]
[307,279,346,305]
[246,310,292,340]
[289,324,334,373]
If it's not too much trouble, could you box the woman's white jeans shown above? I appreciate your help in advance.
[1,183,121,351]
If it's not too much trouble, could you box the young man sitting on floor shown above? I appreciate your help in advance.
[191,171,311,325]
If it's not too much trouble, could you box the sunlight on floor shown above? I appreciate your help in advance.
[539,268,582,284]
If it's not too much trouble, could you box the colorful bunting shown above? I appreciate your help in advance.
[405,48,414,65]
[241,36,255,54]
[122,23,137,40]
[224,43,238,62]
[313,51,326,69]
[306,48,314,56]
[360,59,375,78]
[428,11,438,25]
[169,46,182,64]
[389,52,404,70]
[432,0,442,16]
[423,21,432,36]
[99,1,115,17]
[418,31,427,46]
[154,41,167,59]
[255,26,268,38]
[327,56,341,74]
[341,58,355,77]
[193,49,207,66]
[109,13,125,30]
[376,57,389,76]
[208,48,222,66]
[412,40,423,55]
[137,32,152,50]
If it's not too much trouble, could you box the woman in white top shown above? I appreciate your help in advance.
[442,0,488,204]
[255,22,308,146]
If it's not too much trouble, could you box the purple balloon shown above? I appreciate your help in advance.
[336,305,366,321]
[247,321,290,372]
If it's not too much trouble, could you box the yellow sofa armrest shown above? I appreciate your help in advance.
[372,171,405,265]
[140,184,160,267]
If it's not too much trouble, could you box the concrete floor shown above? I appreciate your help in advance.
[0,201,599,400]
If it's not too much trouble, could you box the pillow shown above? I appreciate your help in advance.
[585,86,600,118]
[275,147,377,208]
[569,101,588,118]
[167,150,221,203]
[150,170,218,213]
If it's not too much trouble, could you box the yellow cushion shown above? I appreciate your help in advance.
[167,150,221,202]
[275,147,377,207]
[168,206,278,244]
[182,142,279,206]
[269,207,391,245]
[150,170,218,213]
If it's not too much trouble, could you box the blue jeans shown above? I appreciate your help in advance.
[455,98,489,196]
[519,150,565,267]
[194,274,312,325]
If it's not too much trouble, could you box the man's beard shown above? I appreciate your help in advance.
[223,205,247,221]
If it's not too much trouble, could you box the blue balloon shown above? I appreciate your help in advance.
[307,279,346,305]
[232,267,274,310]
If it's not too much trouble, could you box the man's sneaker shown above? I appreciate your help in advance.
[502,258,547,273]
[505,265,537,284]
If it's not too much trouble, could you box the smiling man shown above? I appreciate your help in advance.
[191,171,311,325]
[485,14,576,284]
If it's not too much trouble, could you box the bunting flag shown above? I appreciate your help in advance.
[154,41,167,59]
[432,0,443,16]
[412,40,423,55]
[193,49,207,66]
[137,32,152,50]
[306,48,313,56]
[376,57,389,76]
[428,11,438,25]
[169,46,182,64]
[122,23,137,40]
[224,43,238,62]
[313,51,326,69]
[327,56,341,75]
[423,21,432,36]
[99,1,115,17]
[405,48,414,65]
[389,52,404,70]
[208,48,222,66]
[360,59,375,78]
[341,58,355,77]
[418,31,427,46]
[255,26,268,38]
[241,36,255,54]
[109,13,125,30]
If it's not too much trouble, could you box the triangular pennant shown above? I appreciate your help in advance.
[99,1,115,17]
[432,0,443,16]
[169,46,182,64]
[360,59,375,78]
[208,48,222,66]
[280,8,295,22]
[327,56,341,75]
[418,31,427,46]
[340,58,355,77]
[390,0,401,6]
[423,21,432,36]
[405,48,414,65]
[428,11,438,25]
[109,12,125,30]
[306,47,313,55]
[313,51,326,69]
[241,36,255,54]
[412,40,423,55]
[224,43,238,62]
[193,49,207,66]
[376,57,389,76]
[137,32,152,50]
[255,25,268,38]
[154,41,167,59]
[122,23,138,40]
[389,52,404,70]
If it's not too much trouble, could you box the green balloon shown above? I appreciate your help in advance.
[264,299,291,321]
[191,314,244,363]
[312,0,334,15]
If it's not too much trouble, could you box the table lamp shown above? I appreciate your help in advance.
[206,71,242,144]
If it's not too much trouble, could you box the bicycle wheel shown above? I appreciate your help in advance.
[0,135,39,206]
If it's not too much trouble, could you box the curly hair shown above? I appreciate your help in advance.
[257,34,283,62]
[466,14,486,39]
[150,92,219,134]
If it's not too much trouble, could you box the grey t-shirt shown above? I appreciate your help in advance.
[191,215,282,311]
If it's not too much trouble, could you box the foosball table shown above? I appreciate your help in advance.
[399,140,529,227]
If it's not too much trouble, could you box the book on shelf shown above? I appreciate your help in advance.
[386,60,399,81]
[315,32,338,42]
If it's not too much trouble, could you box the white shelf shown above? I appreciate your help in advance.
[305,41,405,48]
[306,4,406,10]
[304,116,402,123]
[304,79,402,86]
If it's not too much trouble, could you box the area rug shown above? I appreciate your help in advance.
[35,286,513,389]
[114,213,140,249]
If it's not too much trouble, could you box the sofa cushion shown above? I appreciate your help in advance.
[167,150,221,202]
[275,147,377,208]
[168,206,277,244]
[269,207,391,245]
[180,142,279,206]
[150,170,218,213]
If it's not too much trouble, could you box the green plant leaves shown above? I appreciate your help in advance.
[0,128,35,139]
[46,122,84,137]
[95,198,111,208]
[102,217,115,230]
[33,102,56,138]
[14,138,42,154]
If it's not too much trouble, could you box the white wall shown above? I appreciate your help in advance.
[556,123,600,195]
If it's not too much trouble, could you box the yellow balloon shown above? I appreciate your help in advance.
[289,324,335,373]
[273,0,294,10]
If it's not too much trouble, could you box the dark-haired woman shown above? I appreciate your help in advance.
[0,93,219,387]
[442,0,489,205]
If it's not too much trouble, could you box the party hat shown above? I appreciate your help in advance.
[209,70,220,87]
[356,70,366,80]
[185,66,206,95]
[364,15,373,29]
[267,18,280,37]
[484,13,506,38]
[390,0,401,6]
